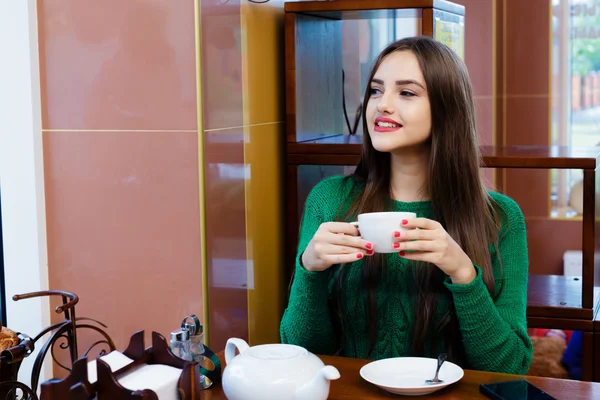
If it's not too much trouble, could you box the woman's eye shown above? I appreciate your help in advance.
[400,90,416,97]
[369,87,382,95]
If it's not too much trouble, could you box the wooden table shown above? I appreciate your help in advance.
[206,354,600,399]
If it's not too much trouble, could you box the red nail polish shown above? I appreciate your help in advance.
[393,243,400,249]
[366,242,373,250]
[356,253,363,259]
[393,231,401,238]
[402,219,408,225]
[367,250,374,255]
[399,251,406,256]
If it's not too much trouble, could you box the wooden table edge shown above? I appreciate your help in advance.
[210,351,599,399]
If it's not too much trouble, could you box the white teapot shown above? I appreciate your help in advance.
[222,338,340,400]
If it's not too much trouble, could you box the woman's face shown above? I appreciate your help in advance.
[365,50,432,154]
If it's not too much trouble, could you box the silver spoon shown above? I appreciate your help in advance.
[425,353,447,384]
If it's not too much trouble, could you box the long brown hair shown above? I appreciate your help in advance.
[332,36,503,363]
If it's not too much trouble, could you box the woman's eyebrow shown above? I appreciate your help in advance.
[371,78,425,90]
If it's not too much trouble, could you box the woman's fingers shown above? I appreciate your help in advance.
[303,222,377,272]
[320,252,367,265]
[328,232,373,250]
[399,217,441,230]
[321,221,360,236]
[315,242,369,254]
[316,222,372,250]
[396,240,442,252]
[392,227,437,242]
[398,250,432,262]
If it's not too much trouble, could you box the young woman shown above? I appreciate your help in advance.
[280,36,533,375]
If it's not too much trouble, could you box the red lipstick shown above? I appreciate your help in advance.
[374,116,402,132]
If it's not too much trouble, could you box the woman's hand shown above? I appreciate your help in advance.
[302,222,374,272]
[394,218,476,284]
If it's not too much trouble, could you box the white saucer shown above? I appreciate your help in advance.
[360,357,464,396]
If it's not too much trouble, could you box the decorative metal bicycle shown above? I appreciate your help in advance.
[0,290,116,400]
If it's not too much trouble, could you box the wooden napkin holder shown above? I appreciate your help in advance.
[40,330,215,400]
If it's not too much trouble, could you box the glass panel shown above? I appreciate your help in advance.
[551,0,600,218]
[571,0,600,143]
[297,165,355,221]
[204,129,249,352]
[551,168,585,218]
[432,9,465,60]
[294,10,422,143]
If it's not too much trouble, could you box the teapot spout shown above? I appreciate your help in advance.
[294,365,340,400]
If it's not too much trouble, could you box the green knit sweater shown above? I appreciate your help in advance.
[280,175,533,374]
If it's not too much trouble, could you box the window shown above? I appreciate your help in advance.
[551,0,600,218]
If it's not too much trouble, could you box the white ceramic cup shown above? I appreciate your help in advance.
[350,212,417,253]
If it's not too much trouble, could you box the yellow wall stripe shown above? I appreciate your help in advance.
[240,1,286,346]
[194,0,210,346]
[240,0,253,345]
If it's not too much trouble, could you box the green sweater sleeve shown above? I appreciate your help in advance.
[444,195,533,374]
[279,182,337,354]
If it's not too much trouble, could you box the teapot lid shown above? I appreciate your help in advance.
[245,344,307,361]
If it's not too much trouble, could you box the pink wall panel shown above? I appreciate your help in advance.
[458,0,494,97]
[43,131,202,357]
[452,0,495,184]
[37,0,203,365]
[37,0,197,130]
[502,0,551,218]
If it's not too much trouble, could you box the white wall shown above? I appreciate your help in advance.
[0,0,51,386]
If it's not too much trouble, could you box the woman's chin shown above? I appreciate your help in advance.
[369,135,430,154]
[370,138,405,153]
[370,143,394,153]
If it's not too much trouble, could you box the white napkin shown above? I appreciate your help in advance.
[86,351,182,400]
[87,351,135,384]
[117,364,182,400]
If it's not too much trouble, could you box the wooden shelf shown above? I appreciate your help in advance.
[288,136,600,169]
[296,134,364,145]
[527,316,594,331]
[284,0,464,17]
[526,274,599,320]
[481,146,600,169]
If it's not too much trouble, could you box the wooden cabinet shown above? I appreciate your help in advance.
[284,0,467,273]
[284,0,465,144]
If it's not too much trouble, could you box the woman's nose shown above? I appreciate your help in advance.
[377,91,394,114]
[376,99,394,114]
